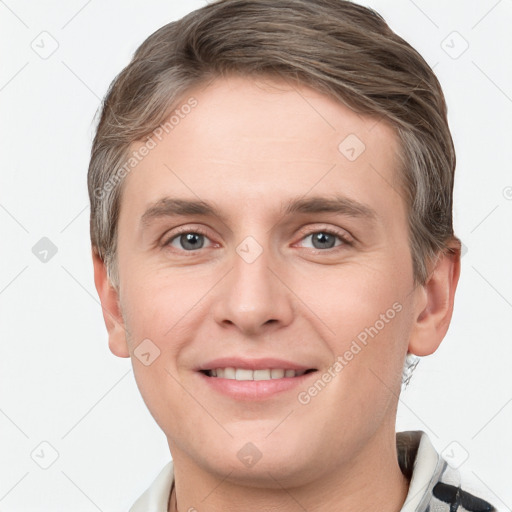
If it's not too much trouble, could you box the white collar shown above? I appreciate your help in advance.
[130,459,174,512]
[397,430,443,511]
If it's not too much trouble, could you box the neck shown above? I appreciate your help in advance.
[167,428,410,512]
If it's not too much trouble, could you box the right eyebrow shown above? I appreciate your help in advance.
[140,197,229,229]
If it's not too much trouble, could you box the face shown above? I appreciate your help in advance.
[112,75,424,486]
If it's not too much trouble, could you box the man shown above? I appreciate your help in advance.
[88,0,497,510]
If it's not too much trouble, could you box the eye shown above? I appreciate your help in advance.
[296,227,353,251]
[162,225,353,254]
[163,227,214,252]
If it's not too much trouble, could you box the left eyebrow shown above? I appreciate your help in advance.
[281,195,377,221]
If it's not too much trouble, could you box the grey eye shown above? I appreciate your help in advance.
[309,232,338,250]
[168,232,210,251]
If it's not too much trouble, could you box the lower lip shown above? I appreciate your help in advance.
[197,371,317,400]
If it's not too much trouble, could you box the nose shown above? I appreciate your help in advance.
[211,236,294,336]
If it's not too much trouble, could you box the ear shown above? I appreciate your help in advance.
[408,241,461,357]
[92,248,130,358]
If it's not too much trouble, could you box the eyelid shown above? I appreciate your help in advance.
[161,224,216,250]
[294,224,354,246]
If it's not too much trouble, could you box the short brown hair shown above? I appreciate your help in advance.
[88,0,458,290]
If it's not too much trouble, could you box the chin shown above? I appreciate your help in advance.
[193,436,315,487]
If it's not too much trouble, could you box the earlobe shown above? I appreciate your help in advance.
[408,243,461,357]
[91,248,130,358]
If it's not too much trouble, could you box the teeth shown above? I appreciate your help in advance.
[209,367,308,380]
[224,367,235,379]
[271,369,284,379]
[235,368,253,381]
[253,369,271,381]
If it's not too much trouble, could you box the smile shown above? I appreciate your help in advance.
[202,368,317,380]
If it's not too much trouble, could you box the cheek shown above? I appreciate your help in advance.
[120,283,195,437]
[298,261,412,381]
[119,271,210,406]
[300,261,406,331]
[121,267,208,344]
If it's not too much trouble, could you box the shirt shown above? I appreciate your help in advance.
[129,430,498,512]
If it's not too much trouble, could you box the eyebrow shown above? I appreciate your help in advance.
[140,195,378,229]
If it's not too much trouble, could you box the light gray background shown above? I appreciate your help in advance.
[1,0,511,510]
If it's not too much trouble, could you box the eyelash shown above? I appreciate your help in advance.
[162,225,353,254]
[296,227,354,252]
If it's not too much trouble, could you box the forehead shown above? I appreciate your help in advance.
[119,75,405,225]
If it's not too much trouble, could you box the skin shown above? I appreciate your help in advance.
[93,75,460,512]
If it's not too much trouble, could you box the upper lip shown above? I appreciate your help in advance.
[197,357,316,371]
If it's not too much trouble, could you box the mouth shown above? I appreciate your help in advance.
[196,357,319,400]
[200,368,318,380]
